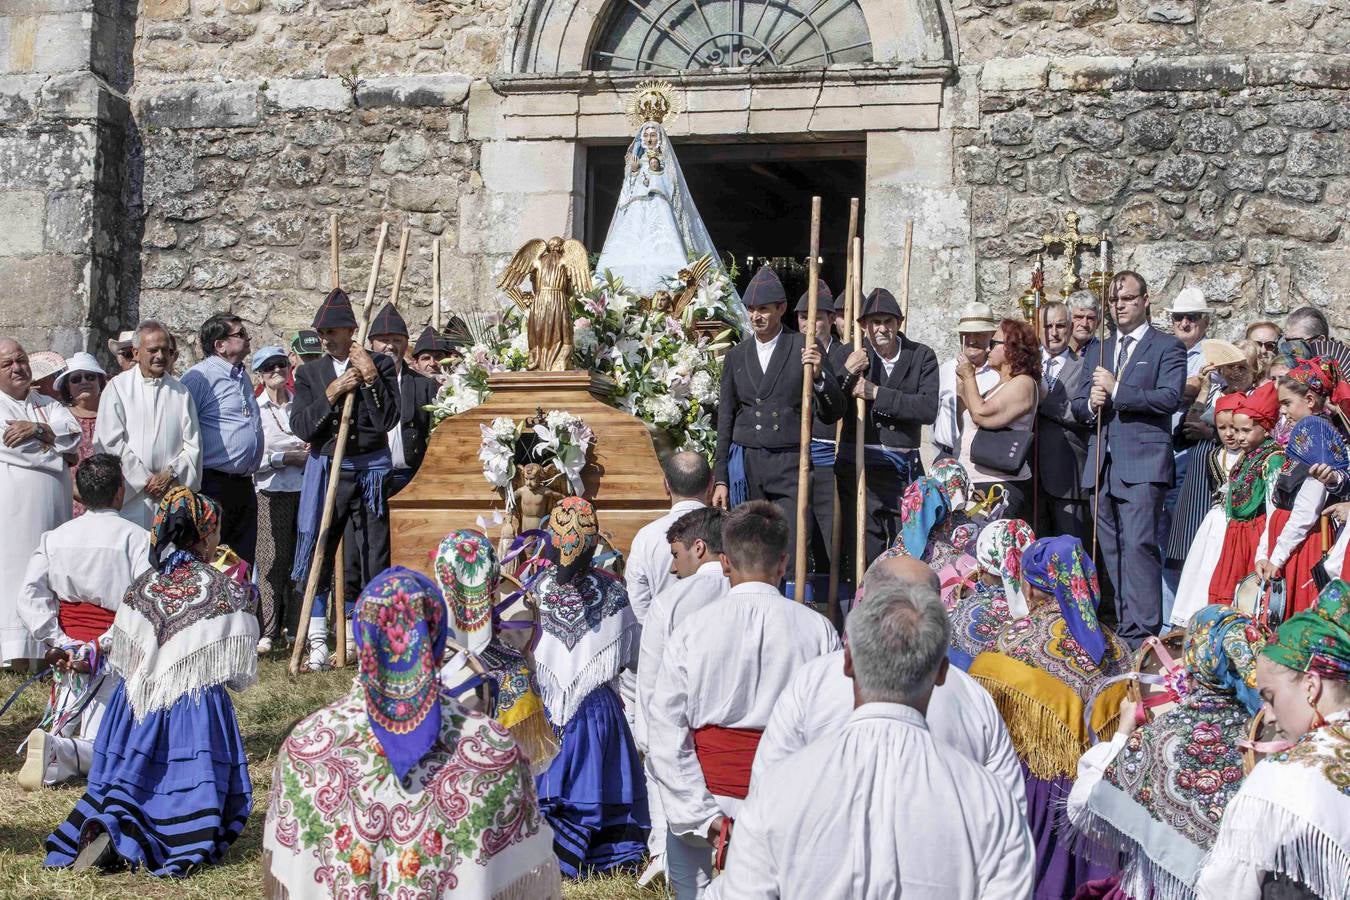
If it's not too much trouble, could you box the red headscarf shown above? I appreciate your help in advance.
[1287,357,1350,419]
[1236,381,1279,430]
[1214,392,1246,417]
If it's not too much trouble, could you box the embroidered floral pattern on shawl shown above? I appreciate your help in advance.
[948,581,1012,662]
[269,687,549,898]
[126,561,253,645]
[995,605,1130,701]
[1271,718,1350,797]
[533,568,630,653]
[1227,440,1282,520]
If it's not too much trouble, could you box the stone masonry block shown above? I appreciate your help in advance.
[264,78,351,112]
[34,13,91,73]
[1134,57,1245,91]
[0,254,87,327]
[139,83,261,129]
[1048,56,1135,91]
[0,191,44,254]
[357,75,471,109]
[479,141,577,194]
[980,56,1050,92]
[43,190,89,252]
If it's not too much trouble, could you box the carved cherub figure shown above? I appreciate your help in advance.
[513,462,563,533]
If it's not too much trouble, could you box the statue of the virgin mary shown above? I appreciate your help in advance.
[594,81,737,300]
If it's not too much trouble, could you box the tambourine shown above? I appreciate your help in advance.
[1127,629,1188,726]
[966,483,1008,522]
[1233,574,1287,628]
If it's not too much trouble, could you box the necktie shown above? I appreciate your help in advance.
[1115,335,1134,378]
[1045,356,1059,388]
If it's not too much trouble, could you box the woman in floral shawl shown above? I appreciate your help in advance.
[947,518,1035,669]
[434,529,558,775]
[969,534,1132,900]
[881,463,979,571]
[46,485,258,876]
[528,496,647,877]
[1068,605,1264,900]
[1197,579,1350,900]
[263,566,562,899]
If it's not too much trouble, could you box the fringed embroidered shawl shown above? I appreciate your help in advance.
[109,557,258,719]
[529,566,638,728]
[263,685,562,900]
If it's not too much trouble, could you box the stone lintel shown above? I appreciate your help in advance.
[264,78,351,112]
[980,56,1050,92]
[355,75,472,109]
[138,82,262,129]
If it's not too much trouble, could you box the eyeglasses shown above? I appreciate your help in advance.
[67,373,101,385]
[1171,313,1204,324]
[117,349,135,360]
[989,339,1006,348]
[227,329,249,341]
[258,362,289,374]
[1256,340,1279,353]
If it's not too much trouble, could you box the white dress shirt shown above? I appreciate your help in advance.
[751,648,1026,811]
[648,581,841,836]
[1256,477,1327,568]
[935,357,1000,453]
[255,391,306,493]
[386,366,408,471]
[707,703,1035,900]
[624,499,706,626]
[17,509,152,649]
[635,560,730,751]
[754,329,781,373]
[1041,347,1070,389]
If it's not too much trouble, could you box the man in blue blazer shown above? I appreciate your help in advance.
[1071,271,1186,647]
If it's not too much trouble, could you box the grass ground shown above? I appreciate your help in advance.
[0,658,661,900]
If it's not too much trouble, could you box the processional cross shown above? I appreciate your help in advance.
[1041,211,1100,300]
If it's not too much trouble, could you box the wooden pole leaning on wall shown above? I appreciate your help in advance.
[290,222,390,676]
[852,236,867,593]
[432,237,442,331]
[793,196,824,603]
[826,197,859,628]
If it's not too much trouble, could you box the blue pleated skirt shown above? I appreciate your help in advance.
[535,685,649,878]
[45,682,252,877]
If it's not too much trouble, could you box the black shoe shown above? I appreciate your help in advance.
[72,831,113,873]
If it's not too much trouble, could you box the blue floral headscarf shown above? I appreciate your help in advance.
[354,566,449,781]
[1021,535,1107,666]
[897,477,949,559]
[1184,604,1264,715]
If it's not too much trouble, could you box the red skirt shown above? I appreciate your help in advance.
[1209,516,1266,605]
[1266,508,1324,616]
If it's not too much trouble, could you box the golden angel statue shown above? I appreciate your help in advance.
[497,236,592,371]
[638,252,714,318]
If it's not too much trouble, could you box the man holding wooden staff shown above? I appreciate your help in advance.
[836,288,940,567]
[289,288,401,653]
[795,280,849,581]
[711,265,846,579]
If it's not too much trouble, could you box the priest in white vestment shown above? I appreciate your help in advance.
[752,555,1026,811]
[0,339,81,665]
[94,322,201,528]
[648,501,840,900]
[16,453,151,788]
[635,506,729,883]
[708,564,1034,900]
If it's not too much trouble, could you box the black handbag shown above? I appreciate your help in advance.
[970,427,1034,475]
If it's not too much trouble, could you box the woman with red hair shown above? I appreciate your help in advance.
[957,317,1042,519]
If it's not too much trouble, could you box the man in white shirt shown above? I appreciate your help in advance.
[709,564,1034,900]
[625,451,713,626]
[752,554,1025,811]
[934,302,1000,457]
[94,321,202,528]
[16,454,152,789]
[635,506,730,883]
[1036,301,1092,545]
[649,501,840,899]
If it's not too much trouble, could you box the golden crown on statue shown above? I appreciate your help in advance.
[626,79,683,127]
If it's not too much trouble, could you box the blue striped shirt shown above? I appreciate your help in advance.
[182,354,264,475]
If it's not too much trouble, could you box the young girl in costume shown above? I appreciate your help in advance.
[1256,359,1350,615]
[1208,386,1285,608]
[1170,393,1246,624]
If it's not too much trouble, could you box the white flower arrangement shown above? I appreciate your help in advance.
[478,410,596,504]
[429,261,743,458]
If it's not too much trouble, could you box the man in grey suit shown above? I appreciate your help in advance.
[1035,301,1090,545]
[1071,272,1187,647]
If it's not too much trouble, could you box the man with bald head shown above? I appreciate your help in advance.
[94,321,202,527]
[0,339,81,667]
[711,558,1034,899]
[752,554,1024,804]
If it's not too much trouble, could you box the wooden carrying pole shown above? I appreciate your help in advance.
[826,197,859,626]
[329,214,348,669]
[290,222,390,676]
[852,236,866,591]
[432,237,442,331]
[793,196,823,602]
[900,220,914,321]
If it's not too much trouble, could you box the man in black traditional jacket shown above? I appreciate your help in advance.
[837,287,940,566]
[711,264,846,581]
[289,288,401,610]
[367,303,436,495]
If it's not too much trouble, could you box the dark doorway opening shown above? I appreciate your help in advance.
[585,141,866,304]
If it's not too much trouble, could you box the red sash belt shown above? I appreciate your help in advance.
[57,601,115,643]
[692,725,763,801]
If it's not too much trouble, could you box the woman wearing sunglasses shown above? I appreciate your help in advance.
[56,353,107,517]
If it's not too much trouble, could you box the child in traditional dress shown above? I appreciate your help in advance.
[1256,359,1350,614]
[1208,386,1285,607]
[1171,393,1245,624]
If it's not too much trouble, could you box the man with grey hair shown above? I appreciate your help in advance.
[751,555,1024,806]
[709,562,1034,899]
[1067,290,1101,356]
[1284,305,1330,340]
[94,321,202,527]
